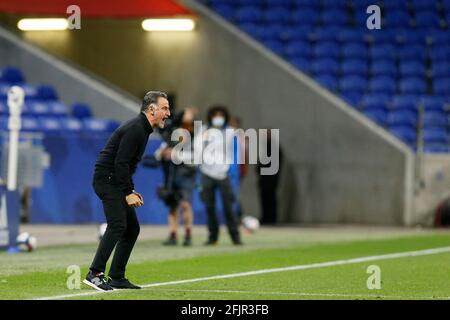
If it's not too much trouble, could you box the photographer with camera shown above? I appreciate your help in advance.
[153,107,197,246]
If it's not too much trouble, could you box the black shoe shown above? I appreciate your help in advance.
[108,278,141,289]
[163,237,177,246]
[204,239,218,246]
[183,237,192,246]
[83,270,114,291]
[233,240,244,246]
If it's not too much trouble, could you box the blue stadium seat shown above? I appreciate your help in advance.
[291,8,320,25]
[369,44,396,60]
[288,57,310,72]
[321,0,348,9]
[364,108,389,126]
[337,29,366,43]
[423,128,448,144]
[239,23,262,39]
[210,3,235,20]
[279,25,313,41]
[389,125,417,145]
[47,102,68,117]
[423,110,447,128]
[367,29,397,44]
[382,0,408,11]
[420,96,446,111]
[263,40,284,55]
[352,10,369,27]
[71,102,93,119]
[342,92,363,107]
[397,45,426,60]
[311,58,339,75]
[370,59,397,77]
[314,74,338,91]
[395,28,428,45]
[28,102,50,117]
[429,32,450,46]
[235,6,263,23]
[392,95,420,110]
[341,42,367,59]
[36,85,58,101]
[388,110,418,127]
[384,11,412,28]
[265,7,291,24]
[399,77,427,94]
[361,94,391,110]
[312,27,342,42]
[284,40,311,58]
[39,117,63,132]
[266,0,292,6]
[431,62,450,79]
[399,61,426,78]
[21,117,40,132]
[83,119,112,132]
[341,59,368,76]
[410,0,437,11]
[415,11,441,29]
[429,45,450,61]
[236,0,264,5]
[60,118,83,131]
[0,101,7,115]
[313,42,340,59]
[259,24,284,40]
[368,76,397,95]
[351,0,376,9]
[320,9,348,26]
[0,67,25,84]
[292,0,319,9]
[433,78,450,95]
[0,116,8,130]
[339,75,366,94]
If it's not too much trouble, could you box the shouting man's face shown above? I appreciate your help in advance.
[152,97,171,129]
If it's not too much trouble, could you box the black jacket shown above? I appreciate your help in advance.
[95,112,153,196]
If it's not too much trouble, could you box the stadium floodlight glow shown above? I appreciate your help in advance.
[17,18,68,31]
[141,18,195,31]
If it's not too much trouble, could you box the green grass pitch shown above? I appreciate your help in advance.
[1,227,450,300]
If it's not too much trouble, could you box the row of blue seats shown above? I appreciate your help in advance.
[266,40,450,61]
[363,109,450,128]
[0,83,58,101]
[0,117,119,133]
[354,95,449,111]
[241,24,450,45]
[314,75,450,95]
[215,6,450,28]
[292,58,450,79]
[0,101,94,119]
[388,126,450,145]
[208,0,450,11]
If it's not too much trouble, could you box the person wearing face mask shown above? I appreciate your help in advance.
[196,105,242,246]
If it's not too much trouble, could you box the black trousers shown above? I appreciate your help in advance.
[200,174,240,242]
[90,171,140,279]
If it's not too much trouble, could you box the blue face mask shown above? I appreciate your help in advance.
[211,116,225,127]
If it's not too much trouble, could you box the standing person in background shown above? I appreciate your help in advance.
[155,107,197,246]
[228,116,248,223]
[256,129,283,225]
[84,91,170,291]
[197,106,242,246]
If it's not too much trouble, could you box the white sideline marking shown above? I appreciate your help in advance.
[147,288,450,300]
[34,246,450,300]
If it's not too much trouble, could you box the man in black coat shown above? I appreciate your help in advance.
[83,91,171,291]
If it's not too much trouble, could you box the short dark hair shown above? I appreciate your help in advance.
[207,105,230,126]
[141,91,168,112]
